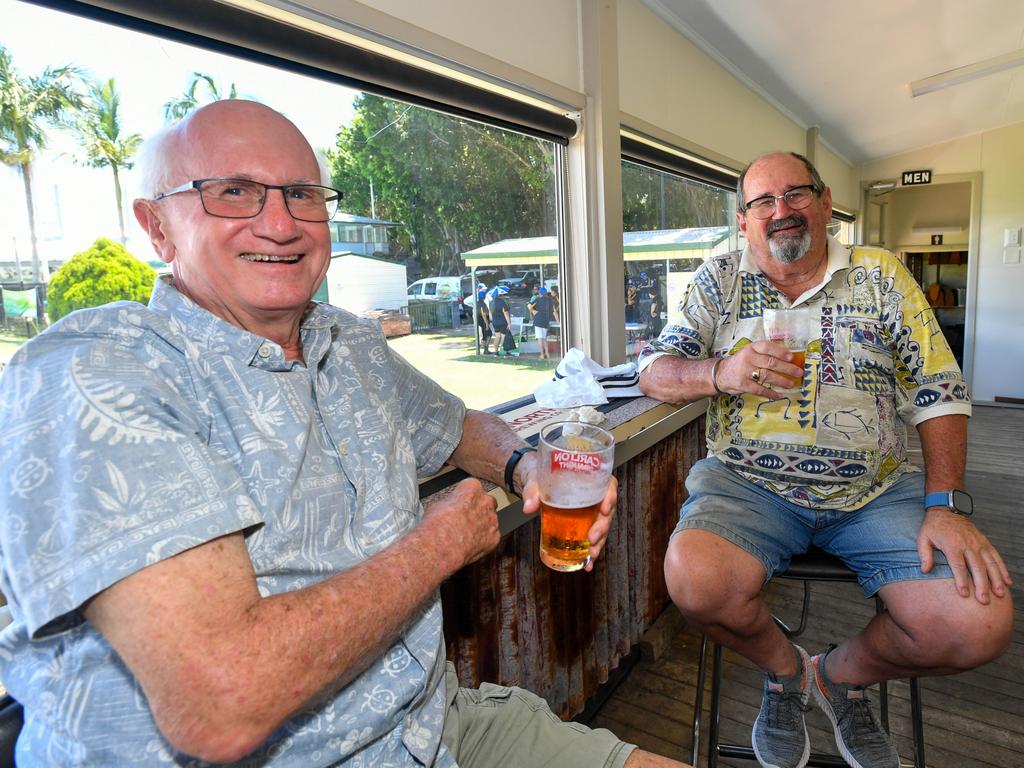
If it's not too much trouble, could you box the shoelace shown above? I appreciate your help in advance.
[845,691,883,737]
[766,689,810,728]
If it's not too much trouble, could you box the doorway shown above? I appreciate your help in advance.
[860,173,980,386]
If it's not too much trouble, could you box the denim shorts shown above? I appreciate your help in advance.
[441,664,634,768]
[674,457,954,596]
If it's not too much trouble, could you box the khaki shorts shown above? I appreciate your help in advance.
[441,663,635,768]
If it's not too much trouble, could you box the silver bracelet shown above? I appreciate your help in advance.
[710,356,727,395]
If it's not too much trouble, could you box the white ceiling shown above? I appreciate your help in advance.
[643,0,1024,165]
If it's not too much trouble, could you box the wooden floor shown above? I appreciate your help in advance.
[589,404,1024,767]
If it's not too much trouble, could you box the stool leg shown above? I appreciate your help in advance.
[691,635,708,767]
[878,680,890,733]
[873,596,891,733]
[708,642,724,768]
[910,677,926,768]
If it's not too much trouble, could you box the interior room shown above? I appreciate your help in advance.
[0,1,1020,766]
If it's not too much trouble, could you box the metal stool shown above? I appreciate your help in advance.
[689,548,926,767]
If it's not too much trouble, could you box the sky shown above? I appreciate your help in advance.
[0,0,360,268]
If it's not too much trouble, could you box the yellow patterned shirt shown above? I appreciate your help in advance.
[638,237,971,510]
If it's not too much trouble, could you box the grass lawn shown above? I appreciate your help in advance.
[0,326,556,410]
[388,329,558,410]
[0,331,29,367]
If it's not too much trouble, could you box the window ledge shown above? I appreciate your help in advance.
[420,395,708,536]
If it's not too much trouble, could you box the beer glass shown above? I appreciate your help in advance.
[537,422,615,572]
[762,306,813,387]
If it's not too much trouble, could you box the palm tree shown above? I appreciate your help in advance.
[0,45,80,282]
[163,72,239,121]
[73,78,142,244]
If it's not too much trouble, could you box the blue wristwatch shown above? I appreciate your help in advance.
[924,489,973,517]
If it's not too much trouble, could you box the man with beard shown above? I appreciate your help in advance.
[638,152,1012,768]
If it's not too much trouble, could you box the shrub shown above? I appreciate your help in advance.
[47,238,156,321]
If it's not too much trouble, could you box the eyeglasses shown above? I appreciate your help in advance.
[743,185,820,220]
[154,178,343,222]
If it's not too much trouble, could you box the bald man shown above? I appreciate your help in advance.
[0,101,683,768]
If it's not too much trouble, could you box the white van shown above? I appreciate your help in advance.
[407,276,468,318]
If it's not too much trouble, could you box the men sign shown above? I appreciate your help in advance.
[901,169,932,186]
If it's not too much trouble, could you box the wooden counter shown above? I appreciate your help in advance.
[439,398,707,718]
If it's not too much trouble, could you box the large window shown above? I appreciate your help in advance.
[620,160,737,359]
[0,2,564,408]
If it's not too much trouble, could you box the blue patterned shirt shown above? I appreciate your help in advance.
[638,237,971,510]
[0,277,465,766]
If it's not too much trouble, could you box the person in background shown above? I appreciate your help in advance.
[0,100,688,768]
[528,285,559,361]
[625,281,639,324]
[475,282,493,354]
[638,151,1012,768]
[489,285,518,357]
[645,287,664,340]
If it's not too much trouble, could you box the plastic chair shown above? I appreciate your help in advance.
[690,548,926,767]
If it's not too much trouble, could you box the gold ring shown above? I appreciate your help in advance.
[751,369,761,383]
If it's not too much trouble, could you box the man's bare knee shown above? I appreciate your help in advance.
[884,582,1014,671]
[664,530,764,625]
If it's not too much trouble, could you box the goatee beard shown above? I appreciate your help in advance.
[766,215,811,263]
[769,230,811,263]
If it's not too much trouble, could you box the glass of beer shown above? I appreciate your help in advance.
[537,422,615,572]
[762,306,813,387]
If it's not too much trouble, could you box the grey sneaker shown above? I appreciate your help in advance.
[810,651,900,768]
[752,644,811,768]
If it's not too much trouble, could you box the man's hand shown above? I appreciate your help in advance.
[421,478,501,569]
[917,508,1012,604]
[715,341,803,400]
[519,453,619,572]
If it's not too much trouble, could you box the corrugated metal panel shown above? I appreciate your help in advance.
[442,414,706,718]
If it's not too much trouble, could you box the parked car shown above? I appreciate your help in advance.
[497,269,541,297]
[408,276,469,319]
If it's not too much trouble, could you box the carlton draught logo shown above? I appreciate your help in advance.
[551,449,601,474]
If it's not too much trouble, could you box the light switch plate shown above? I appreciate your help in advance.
[1005,227,1022,247]
[1005,247,1022,265]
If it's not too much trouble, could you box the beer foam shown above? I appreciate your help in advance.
[542,474,607,508]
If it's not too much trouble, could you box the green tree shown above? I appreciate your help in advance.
[621,161,730,232]
[331,94,555,276]
[72,78,142,244]
[0,44,81,283]
[163,72,240,121]
[47,237,156,321]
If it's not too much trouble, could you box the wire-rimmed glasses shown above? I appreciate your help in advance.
[743,184,820,220]
[154,178,343,222]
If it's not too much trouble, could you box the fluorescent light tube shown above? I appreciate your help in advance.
[911,48,1024,97]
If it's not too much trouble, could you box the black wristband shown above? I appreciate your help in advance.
[503,446,537,495]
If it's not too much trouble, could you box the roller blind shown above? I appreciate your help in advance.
[27,0,578,144]
[620,133,738,191]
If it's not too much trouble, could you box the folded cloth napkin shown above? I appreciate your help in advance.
[533,348,644,407]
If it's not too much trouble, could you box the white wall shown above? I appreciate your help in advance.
[325,255,408,312]
[814,143,860,214]
[861,123,1024,402]
[887,184,971,251]
[616,0,803,167]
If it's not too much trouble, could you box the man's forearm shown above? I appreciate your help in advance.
[639,355,717,404]
[449,409,529,489]
[916,413,968,491]
[84,491,486,763]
